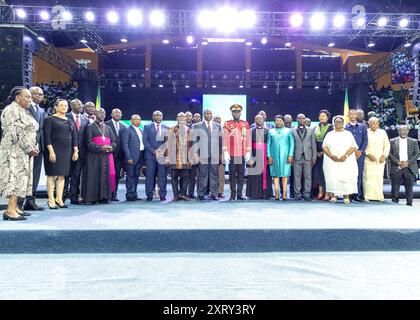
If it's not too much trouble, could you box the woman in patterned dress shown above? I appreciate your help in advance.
[0,87,39,221]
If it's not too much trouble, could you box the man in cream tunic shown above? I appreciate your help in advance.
[363,117,390,201]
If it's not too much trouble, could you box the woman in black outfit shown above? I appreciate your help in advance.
[44,99,78,209]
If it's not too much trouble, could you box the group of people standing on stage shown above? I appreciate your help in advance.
[0,86,419,221]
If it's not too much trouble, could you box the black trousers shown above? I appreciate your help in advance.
[229,157,245,198]
[198,161,219,197]
[112,157,124,199]
[391,168,415,205]
[64,158,84,202]
[187,164,198,197]
[171,169,189,197]
[21,153,43,207]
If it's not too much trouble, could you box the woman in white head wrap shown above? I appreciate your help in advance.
[322,115,358,204]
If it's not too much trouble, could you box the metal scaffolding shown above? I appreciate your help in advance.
[1,5,420,39]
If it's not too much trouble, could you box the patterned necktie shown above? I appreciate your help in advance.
[156,124,160,137]
[76,114,80,130]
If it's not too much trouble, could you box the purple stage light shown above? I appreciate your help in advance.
[290,13,303,27]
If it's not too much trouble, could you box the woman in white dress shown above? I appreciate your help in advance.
[322,116,358,204]
[363,117,390,201]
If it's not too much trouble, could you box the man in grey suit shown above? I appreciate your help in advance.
[291,113,317,201]
[22,86,46,211]
[388,125,420,206]
[192,109,222,201]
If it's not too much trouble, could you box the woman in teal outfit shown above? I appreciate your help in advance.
[267,115,295,200]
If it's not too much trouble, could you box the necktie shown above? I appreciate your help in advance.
[156,124,160,137]
[115,122,119,136]
[207,122,211,133]
[76,114,80,130]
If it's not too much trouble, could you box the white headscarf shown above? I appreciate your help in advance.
[332,115,346,130]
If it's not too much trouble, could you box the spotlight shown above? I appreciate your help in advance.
[201,39,209,46]
[63,11,72,21]
[80,37,88,44]
[355,17,365,28]
[367,40,375,48]
[186,35,194,44]
[40,11,49,21]
[263,82,268,89]
[162,39,170,44]
[310,13,326,30]
[127,9,142,26]
[239,81,244,88]
[404,41,411,48]
[37,35,46,42]
[216,7,239,33]
[239,10,256,28]
[290,13,303,27]
[185,84,190,88]
[198,10,215,29]
[377,17,387,27]
[150,10,165,27]
[314,83,320,89]
[328,41,335,47]
[288,84,293,90]
[120,36,128,43]
[212,84,217,88]
[85,11,95,22]
[399,18,409,28]
[245,40,253,46]
[131,83,137,88]
[285,40,292,47]
[158,82,164,88]
[261,36,268,45]
[16,8,26,19]
[107,11,119,24]
[333,14,346,28]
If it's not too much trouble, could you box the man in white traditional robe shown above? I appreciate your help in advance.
[363,117,390,201]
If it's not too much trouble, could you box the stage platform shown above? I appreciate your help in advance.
[0,185,419,254]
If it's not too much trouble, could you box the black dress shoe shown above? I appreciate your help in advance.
[18,211,31,216]
[189,195,196,199]
[407,203,413,206]
[146,197,153,201]
[218,193,225,198]
[24,204,45,211]
[303,197,312,202]
[197,196,205,201]
[210,196,219,201]
[3,213,26,221]
[229,197,235,201]
[294,197,302,201]
[160,197,166,201]
[391,199,399,204]
[111,198,120,202]
[353,196,363,202]
[126,198,136,202]
[237,196,246,200]
[70,200,81,205]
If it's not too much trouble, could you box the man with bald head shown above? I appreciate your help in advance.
[105,108,127,201]
[83,102,96,123]
[65,99,89,204]
[21,86,46,211]
[121,114,144,201]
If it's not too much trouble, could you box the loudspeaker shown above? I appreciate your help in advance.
[0,26,36,105]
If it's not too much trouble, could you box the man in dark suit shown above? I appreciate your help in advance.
[105,108,126,201]
[291,113,317,201]
[187,113,202,198]
[345,109,368,201]
[22,86,46,211]
[143,110,169,201]
[65,99,89,204]
[192,109,222,201]
[121,114,145,201]
[388,125,420,206]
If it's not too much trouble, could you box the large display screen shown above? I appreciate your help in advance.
[202,94,247,122]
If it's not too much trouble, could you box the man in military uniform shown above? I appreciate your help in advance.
[223,104,251,200]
